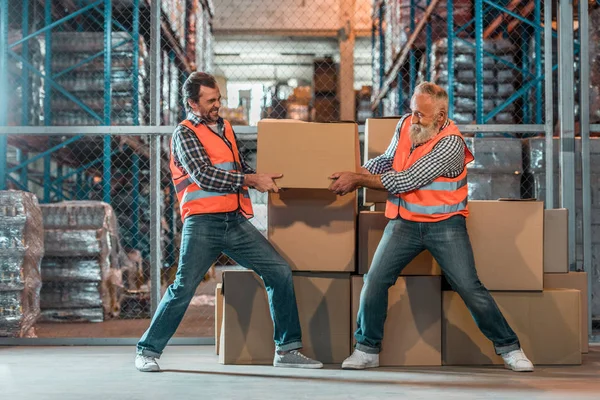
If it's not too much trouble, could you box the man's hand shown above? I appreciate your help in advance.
[244,173,282,193]
[328,172,360,196]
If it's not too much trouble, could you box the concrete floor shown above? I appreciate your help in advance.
[1,345,599,400]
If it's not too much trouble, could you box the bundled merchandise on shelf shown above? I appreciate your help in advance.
[6,30,43,126]
[464,138,523,200]
[312,58,339,122]
[286,86,311,122]
[51,32,148,126]
[384,0,473,59]
[188,0,214,71]
[523,138,600,271]
[161,50,182,125]
[38,201,136,322]
[424,38,518,125]
[0,191,44,338]
[590,6,600,124]
[356,86,373,123]
[162,0,187,49]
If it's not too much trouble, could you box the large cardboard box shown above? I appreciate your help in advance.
[257,120,360,189]
[219,271,351,365]
[351,276,442,366]
[463,200,544,291]
[215,283,223,355]
[358,211,441,275]
[544,272,588,353]
[442,289,581,365]
[268,189,356,272]
[363,118,401,203]
[544,209,569,273]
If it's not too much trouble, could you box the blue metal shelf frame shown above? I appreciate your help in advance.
[371,0,558,124]
[2,1,143,210]
[1,0,145,253]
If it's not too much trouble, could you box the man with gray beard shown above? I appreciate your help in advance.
[328,82,533,372]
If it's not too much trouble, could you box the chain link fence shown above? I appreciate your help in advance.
[1,0,598,339]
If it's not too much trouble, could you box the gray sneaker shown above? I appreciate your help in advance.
[273,350,323,369]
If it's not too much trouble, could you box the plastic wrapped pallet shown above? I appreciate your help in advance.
[467,173,522,200]
[40,282,104,309]
[38,308,104,323]
[464,138,523,173]
[523,138,600,174]
[7,30,43,126]
[40,201,129,320]
[0,191,44,337]
[41,258,103,282]
[591,6,600,123]
[425,38,518,125]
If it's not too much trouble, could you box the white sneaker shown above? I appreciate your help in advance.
[502,348,534,372]
[273,350,323,369]
[135,354,160,372]
[341,349,379,370]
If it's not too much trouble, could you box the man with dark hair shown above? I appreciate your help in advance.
[135,71,323,372]
[329,82,534,372]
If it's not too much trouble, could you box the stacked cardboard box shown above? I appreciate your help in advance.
[216,118,585,367]
[217,120,360,364]
[442,201,583,365]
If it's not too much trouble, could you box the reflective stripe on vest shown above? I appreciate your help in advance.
[388,195,468,215]
[174,161,242,193]
[182,187,251,204]
[419,177,468,191]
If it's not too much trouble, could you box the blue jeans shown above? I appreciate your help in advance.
[354,215,520,356]
[137,211,303,357]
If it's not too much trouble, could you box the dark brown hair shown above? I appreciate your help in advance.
[182,72,218,112]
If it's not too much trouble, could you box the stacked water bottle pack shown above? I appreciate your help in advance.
[39,201,130,323]
[0,191,44,337]
[425,38,518,124]
[51,32,148,126]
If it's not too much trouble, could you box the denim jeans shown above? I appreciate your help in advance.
[137,211,303,357]
[354,215,520,356]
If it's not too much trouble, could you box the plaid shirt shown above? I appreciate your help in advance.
[171,112,256,192]
[363,115,466,195]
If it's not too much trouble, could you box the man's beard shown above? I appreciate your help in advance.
[202,108,220,123]
[409,121,440,145]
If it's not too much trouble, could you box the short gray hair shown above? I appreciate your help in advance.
[414,82,448,112]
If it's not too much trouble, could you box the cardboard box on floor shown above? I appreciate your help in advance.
[256,120,360,189]
[351,276,442,366]
[215,283,223,355]
[544,272,588,353]
[544,209,569,273]
[268,189,356,272]
[457,200,544,291]
[358,211,441,275]
[363,118,402,203]
[442,289,581,365]
[219,271,351,365]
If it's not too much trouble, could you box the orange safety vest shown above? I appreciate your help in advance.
[169,119,253,221]
[385,116,474,222]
